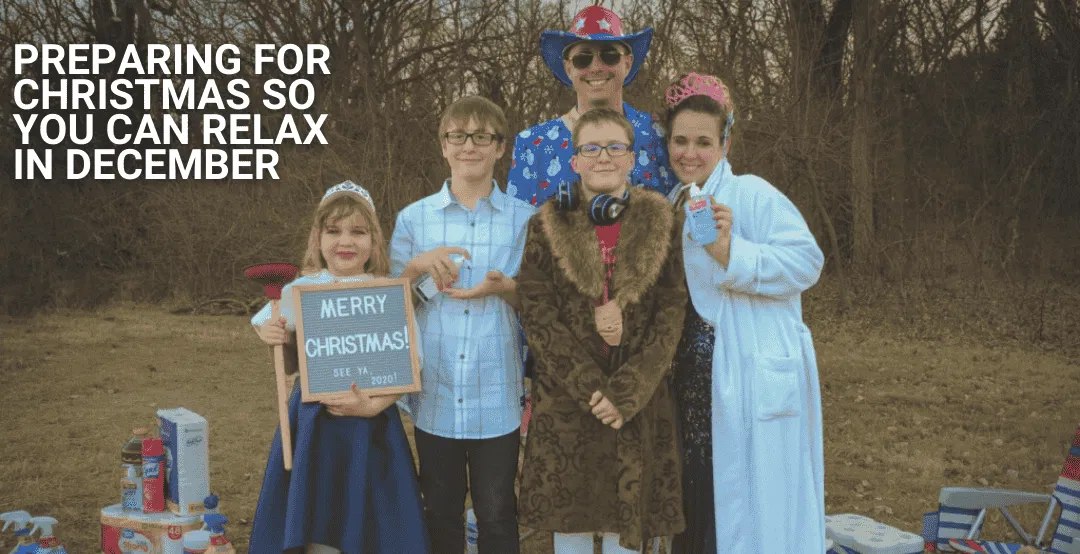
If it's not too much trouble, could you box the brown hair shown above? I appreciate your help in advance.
[439,95,508,142]
[571,108,635,149]
[300,193,390,277]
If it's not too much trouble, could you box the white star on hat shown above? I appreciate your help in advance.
[575,18,586,31]
[598,19,611,31]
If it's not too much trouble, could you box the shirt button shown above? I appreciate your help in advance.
[464,309,470,315]
[457,398,464,403]
[470,222,476,227]
[459,354,465,359]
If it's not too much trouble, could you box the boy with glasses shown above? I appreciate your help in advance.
[390,95,535,554]
[507,5,675,208]
[515,107,686,554]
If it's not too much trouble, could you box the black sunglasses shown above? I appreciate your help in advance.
[567,48,624,70]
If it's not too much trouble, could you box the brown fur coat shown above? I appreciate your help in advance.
[517,185,688,550]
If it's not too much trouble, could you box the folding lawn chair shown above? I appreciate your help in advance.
[921,425,1080,553]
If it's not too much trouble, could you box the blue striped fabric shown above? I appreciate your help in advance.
[979,542,1023,554]
[924,510,941,545]
[936,505,984,548]
[947,539,1023,553]
[1052,477,1080,553]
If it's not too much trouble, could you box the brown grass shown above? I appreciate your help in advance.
[0,296,1078,553]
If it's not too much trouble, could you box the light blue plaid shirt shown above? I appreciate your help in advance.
[389,180,535,439]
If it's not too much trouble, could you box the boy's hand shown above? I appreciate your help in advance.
[255,317,291,346]
[322,383,379,418]
[447,270,513,299]
[593,301,623,346]
[409,246,470,289]
[589,390,625,429]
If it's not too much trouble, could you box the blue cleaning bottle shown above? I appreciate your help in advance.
[28,517,66,554]
[1,511,38,554]
[202,513,236,553]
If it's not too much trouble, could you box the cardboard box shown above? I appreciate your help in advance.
[156,408,210,515]
[100,504,201,554]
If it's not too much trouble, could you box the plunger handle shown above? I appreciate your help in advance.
[270,299,294,471]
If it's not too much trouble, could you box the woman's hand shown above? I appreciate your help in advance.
[255,317,291,346]
[322,383,384,418]
[590,390,625,430]
[706,203,733,268]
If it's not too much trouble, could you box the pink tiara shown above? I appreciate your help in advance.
[665,72,727,109]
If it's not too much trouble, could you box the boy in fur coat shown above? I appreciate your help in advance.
[516,108,688,554]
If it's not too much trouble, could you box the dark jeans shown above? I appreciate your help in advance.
[414,427,521,554]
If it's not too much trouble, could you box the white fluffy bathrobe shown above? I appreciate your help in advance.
[675,160,826,552]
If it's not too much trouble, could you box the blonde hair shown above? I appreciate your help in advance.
[300,193,390,276]
[439,95,508,141]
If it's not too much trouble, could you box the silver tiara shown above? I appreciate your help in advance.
[320,180,375,213]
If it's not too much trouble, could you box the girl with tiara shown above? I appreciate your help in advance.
[664,73,826,553]
[248,181,430,554]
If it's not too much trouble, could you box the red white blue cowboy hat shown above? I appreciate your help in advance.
[540,6,653,87]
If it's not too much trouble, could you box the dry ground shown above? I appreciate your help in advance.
[1,301,1078,553]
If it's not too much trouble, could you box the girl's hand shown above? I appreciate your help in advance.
[322,383,376,417]
[255,317,290,346]
[321,383,395,418]
[707,203,733,268]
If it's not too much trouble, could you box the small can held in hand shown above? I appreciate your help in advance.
[413,253,466,303]
[685,184,719,246]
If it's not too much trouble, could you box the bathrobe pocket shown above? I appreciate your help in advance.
[754,355,803,420]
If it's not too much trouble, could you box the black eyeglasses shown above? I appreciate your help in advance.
[575,143,631,158]
[568,48,624,70]
[443,131,502,146]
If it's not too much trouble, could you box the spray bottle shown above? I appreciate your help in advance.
[28,517,66,554]
[1,511,37,554]
[141,435,166,512]
[202,514,236,554]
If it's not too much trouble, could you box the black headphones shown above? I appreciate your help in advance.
[555,181,630,226]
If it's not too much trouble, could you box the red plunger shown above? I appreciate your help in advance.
[245,263,300,471]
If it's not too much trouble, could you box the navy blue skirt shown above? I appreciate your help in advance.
[249,384,431,554]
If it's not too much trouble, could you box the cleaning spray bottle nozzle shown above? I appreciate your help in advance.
[1,510,32,533]
[202,513,228,534]
[29,516,57,537]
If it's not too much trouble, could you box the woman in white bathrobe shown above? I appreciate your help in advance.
[664,73,827,553]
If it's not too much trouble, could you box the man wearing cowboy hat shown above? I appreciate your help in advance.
[507,5,675,207]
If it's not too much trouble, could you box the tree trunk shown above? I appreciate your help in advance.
[851,0,876,270]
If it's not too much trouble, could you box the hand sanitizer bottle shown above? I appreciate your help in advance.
[684,183,719,246]
[413,254,466,303]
